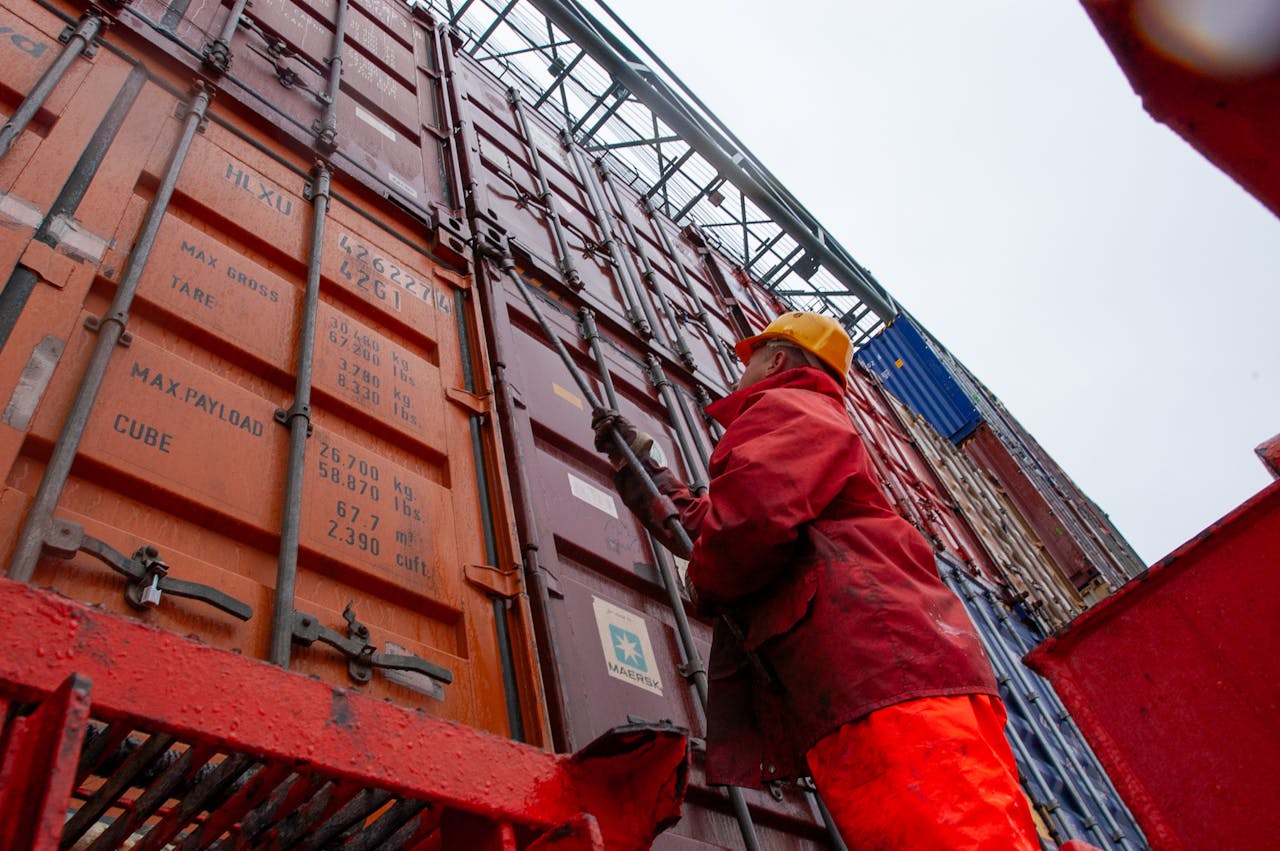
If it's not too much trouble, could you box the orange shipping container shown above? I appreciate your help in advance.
[0,0,544,744]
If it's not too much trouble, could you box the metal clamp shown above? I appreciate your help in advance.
[41,519,252,621]
[291,603,454,687]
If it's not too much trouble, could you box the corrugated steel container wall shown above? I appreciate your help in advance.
[965,423,1112,599]
[0,0,1156,846]
[972,382,1145,580]
[445,24,1131,838]
[940,355,1146,592]
[843,363,995,576]
[856,312,1144,597]
[945,564,1146,850]
[449,54,744,396]
[883,389,1086,628]
[0,0,545,742]
[853,315,982,444]
[446,40,833,848]
[1027,479,1280,851]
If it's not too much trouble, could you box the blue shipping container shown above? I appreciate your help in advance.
[854,316,982,444]
[943,562,1149,850]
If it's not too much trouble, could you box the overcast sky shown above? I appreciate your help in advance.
[600,0,1280,564]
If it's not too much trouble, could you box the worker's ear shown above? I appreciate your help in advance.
[763,347,791,378]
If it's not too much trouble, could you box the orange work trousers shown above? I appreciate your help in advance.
[806,694,1041,850]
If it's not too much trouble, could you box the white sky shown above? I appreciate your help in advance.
[604,0,1280,564]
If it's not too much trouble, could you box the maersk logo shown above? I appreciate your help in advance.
[593,597,663,696]
[610,624,647,671]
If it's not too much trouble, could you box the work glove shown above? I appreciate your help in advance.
[591,408,655,470]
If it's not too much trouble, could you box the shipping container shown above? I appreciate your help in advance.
[855,313,1144,598]
[854,315,982,444]
[445,35,836,847]
[0,0,544,741]
[879,386,1086,628]
[0,0,1158,846]
[944,564,1146,850]
[1028,475,1280,851]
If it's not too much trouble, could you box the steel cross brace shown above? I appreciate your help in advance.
[0,579,689,850]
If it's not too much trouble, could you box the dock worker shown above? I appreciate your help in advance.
[592,311,1041,849]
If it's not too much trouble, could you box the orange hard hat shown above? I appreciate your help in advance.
[734,311,854,386]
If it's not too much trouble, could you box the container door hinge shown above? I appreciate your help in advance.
[446,387,489,415]
[41,518,252,621]
[429,205,470,270]
[464,563,521,598]
[291,603,454,688]
[470,218,509,264]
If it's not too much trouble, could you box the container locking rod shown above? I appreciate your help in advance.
[269,162,331,668]
[0,12,104,161]
[499,253,765,851]
[7,83,212,584]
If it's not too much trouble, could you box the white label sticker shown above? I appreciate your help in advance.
[593,597,663,696]
[355,105,397,141]
[568,473,618,518]
[387,171,419,199]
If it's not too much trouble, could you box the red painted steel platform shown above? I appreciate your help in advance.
[0,578,688,850]
[1027,479,1280,851]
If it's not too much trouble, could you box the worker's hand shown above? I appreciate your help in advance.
[591,408,654,470]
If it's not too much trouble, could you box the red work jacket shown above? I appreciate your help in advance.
[620,367,998,787]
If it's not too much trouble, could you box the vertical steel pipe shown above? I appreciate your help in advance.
[642,197,740,379]
[577,295,758,851]
[454,287,527,743]
[597,157,697,370]
[269,162,330,668]
[693,385,725,441]
[314,0,348,151]
[202,0,252,74]
[0,12,104,161]
[644,354,708,479]
[0,63,145,352]
[476,262,575,750]
[7,84,212,583]
[807,788,850,851]
[507,89,582,289]
[561,134,655,338]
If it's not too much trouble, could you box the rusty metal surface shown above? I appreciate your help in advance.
[0,579,689,850]
[117,0,461,227]
[0,0,542,740]
[1027,479,1280,851]
[965,423,1107,596]
[478,259,828,849]
[451,50,742,394]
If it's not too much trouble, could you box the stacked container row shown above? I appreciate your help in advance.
[0,0,1145,846]
[856,314,1146,606]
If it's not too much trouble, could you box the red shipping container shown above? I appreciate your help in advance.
[1026,479,1280,851]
